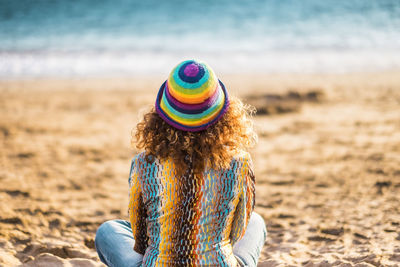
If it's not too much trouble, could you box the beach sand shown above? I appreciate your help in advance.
[1,72,400,266]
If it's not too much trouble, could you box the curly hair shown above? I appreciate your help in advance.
[132,96,257,176]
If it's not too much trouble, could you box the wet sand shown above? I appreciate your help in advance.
[1,72,400,266]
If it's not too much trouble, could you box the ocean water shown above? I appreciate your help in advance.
[1,0,400,78]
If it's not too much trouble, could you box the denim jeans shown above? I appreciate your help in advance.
[95,212,267,267]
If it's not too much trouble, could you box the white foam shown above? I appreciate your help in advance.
[1,48,400,79]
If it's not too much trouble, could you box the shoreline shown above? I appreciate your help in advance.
[1,69,400,91]
[2,48,400,78]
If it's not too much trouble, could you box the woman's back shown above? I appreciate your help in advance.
[129,152,255,266]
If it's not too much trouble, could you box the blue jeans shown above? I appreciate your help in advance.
[95,212,267,267]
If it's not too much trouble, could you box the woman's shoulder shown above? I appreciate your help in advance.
[131,152,159,165]
[131,151,146,163]
[229,150,253,171]
[231,150,252,163]
[129,152,150,175]
[129,152,161,185]
[130,152,167,173]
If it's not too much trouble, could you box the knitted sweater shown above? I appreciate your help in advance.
[128,152,255,267]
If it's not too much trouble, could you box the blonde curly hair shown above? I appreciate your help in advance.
[132,96,257,176]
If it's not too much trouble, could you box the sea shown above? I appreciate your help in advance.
[1,0,400,79]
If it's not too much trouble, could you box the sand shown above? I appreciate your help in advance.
[0,72,399,266]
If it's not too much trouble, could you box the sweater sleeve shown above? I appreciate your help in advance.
[128,156,149,255]
[230,154,256,245]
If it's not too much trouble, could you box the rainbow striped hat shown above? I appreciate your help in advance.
[155,60,229,132]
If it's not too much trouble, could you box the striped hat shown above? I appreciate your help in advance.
[155,60,229,132]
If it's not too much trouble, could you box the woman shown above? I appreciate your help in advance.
[95,60,267,266]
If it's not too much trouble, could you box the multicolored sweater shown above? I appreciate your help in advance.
[128,151,255,266]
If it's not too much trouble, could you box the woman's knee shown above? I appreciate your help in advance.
[95,220,118,246]
[250,212,267,239]
[96,220,116,235]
